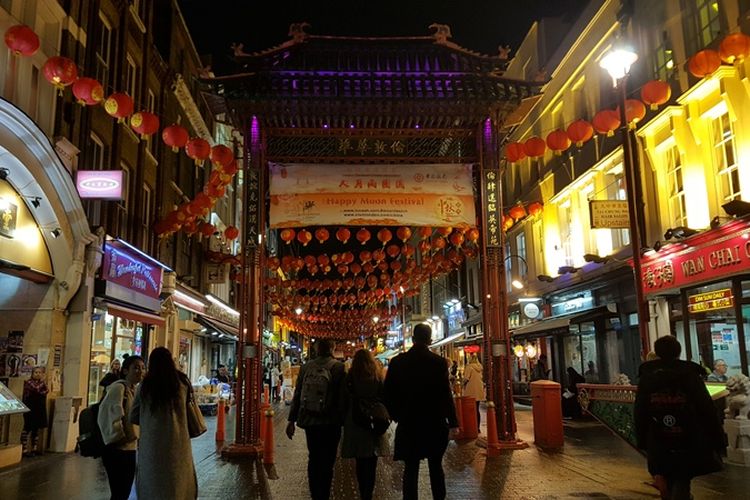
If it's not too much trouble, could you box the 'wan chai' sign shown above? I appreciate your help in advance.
[101,240,163,299]
[76,170,123,200]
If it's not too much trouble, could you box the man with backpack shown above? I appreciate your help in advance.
[286,338,345,500]
[635,336,724,500]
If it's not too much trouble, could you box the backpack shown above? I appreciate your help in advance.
[300,359,335,415]
[77,401,105,458]
[645,368,699,452]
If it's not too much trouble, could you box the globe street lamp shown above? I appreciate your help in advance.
[599,45,651,357]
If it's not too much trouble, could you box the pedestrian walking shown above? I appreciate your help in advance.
[21,367,48,457]
[462,354,484,428]
[384,324,459,500]
[341,349,389,500]
[130,347,198,500]
[271,364,281,402]
[634,336,724,500]
[286,338,346,500]
[97,355,144,500]
[99,359,121,391]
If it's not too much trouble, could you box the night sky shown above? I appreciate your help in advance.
[178,0,585,75]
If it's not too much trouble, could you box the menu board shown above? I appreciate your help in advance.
[0,380,28,416]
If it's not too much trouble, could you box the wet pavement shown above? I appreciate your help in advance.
[0,404,745,499]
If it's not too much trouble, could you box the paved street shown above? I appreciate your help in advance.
[0,404,745,499]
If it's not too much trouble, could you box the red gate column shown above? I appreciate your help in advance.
[224,116,265,457]
[479,118,527,451]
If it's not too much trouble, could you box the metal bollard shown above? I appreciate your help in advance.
[485,401,500,457]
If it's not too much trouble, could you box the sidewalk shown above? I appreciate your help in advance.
[0,403,745,499]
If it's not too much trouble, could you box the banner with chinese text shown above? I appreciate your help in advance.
[269,163,476,228]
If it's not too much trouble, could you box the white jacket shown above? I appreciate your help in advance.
[463,362,485,401]
[97,380,138,450]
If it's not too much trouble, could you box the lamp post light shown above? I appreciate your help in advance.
[600,45,651,357]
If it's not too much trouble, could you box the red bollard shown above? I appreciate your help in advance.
[485,401,500,457]
[263,408,275,464]
[453,396,464,440]
[216,399,226,442]
[264,384,270,404]
[460,396,478,439]
[259,402,270,442]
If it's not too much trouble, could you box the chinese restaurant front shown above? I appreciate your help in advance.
[641,218,750,378]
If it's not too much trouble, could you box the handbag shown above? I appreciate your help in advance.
[349,379,390,436]
[186,382,207,438]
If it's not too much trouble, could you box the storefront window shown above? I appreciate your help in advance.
[687,281,743,378]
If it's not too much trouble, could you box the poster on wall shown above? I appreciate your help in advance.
[269,163,476,228]
[53,344,63,367]
[6,353,21,377]
[21,354,37,374]
[37,348,50,367]
[7,331,23,353]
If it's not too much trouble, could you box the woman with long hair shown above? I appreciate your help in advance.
[130,347,197,499]
[341,349,389,500]
[463,353,485,429]
[97,355,144,500]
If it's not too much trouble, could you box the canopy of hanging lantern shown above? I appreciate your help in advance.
[42,56,78,93]
[545,129,571,156]
[265,225,478,338]
[72,77,104,106]
[504,142,527,164]
[719,33,750,64]
[130,111,160,139]
[104,92,134,122]
[566,119,594,147]
[688,49,722,78]
[4,25,40,57]
[592,109,620,137]
[640,80,671,110]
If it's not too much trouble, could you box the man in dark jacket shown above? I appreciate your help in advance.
[634,335,723,500]
[385,324,459,500]
[286,338,345,500]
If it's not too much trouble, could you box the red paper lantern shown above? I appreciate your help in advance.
[104,92,134,122]
[223,161,239,176]
[719,33,750,64]
[527,202,543,217]
[210,144,234,167]
[377,228,392,245]
[297,229,312,246]
[225,226,239,240]
[72,77,104,106]
[336,227,351,244]
[523,136,546,158]
[4,25,40,57]
[449,231,465,247]
[162,124,189,152]
[509,204,526,220]
[386,244,401,258]
[688,49,721,78]
[130,111,160,139]
[186,138,211,165]
[505,142,527,163]
[356,228,371,245]
[502,215,514,231]
[619,99,646,127]
[183,220,198,234]
[592,109,621,137]
[545,129,571,156]
[418,227,432,240]
[315,227,330,244]
[43,56,78,91]
[200,222,216,237]
[640,80,671,110]
[280,228,296,244]
[396,227,412,242]
[566,120,594,147]
[466,228,480,243]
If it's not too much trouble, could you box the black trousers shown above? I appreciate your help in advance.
[665,476,691,500]
[476,401,481,428]
[304,424,342,500]
[403,453,446,500]
[101,447,136,500]
[355,456,378,500]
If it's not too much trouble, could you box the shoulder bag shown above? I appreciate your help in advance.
[185,380,208,438]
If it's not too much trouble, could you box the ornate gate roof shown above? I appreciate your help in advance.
[200,24,542,129]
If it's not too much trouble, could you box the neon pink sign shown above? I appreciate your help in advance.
[76,170,123,199]
[102,241,162,299]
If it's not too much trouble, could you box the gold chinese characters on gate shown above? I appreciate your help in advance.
[338,138,406,156]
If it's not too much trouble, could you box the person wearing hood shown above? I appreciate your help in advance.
[462,354,485,429]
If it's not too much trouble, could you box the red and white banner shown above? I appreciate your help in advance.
[269,163,476,228]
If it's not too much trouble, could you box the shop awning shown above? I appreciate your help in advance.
[196,315,239,342]
[375,349,401,361]
[430,331,465,349]
[105,302,165,327]
[510,306,617,338]
[454,334,483,347]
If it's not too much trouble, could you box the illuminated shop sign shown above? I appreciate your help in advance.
[687,288,734,314]
[0,197,18,238]
[76,170,123,200]
[641,228,750,294]
[101,240,163,299]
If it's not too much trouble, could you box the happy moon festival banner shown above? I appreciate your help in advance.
[269,163,476,228]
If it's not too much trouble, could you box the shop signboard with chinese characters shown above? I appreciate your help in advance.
[589,200,629,229]
[101,240,163,299]
[269,163,475,228]
[640,226,750,295]
[483,170,501,247]
[687,289,734,314]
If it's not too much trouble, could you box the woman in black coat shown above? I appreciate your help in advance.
[634,336,723,499]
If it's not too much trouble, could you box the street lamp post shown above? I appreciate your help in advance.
[600,46,651,357]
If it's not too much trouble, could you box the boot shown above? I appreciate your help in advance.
[21,431,32,457]
[32,432,42,456]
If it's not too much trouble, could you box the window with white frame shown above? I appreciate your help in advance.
[652,38,675,82]
[504,242,512,290]
[533,219,544,277]
[141,183,152,247]
[712,113,740,203]
[125,55,138,105]
[605,164,630,249]
[516,232,527,281]
[118,163,131,237]
[95,14,113,90]
[558,200,574,267]
[90,132,107,170]
[682,0,722,55]
[666,145,687,226]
